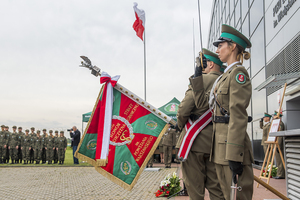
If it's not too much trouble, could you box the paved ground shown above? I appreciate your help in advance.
[0,166,177,200]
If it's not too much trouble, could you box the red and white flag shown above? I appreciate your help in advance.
[132,2,145,41]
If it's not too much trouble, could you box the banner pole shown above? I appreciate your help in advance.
[144,30,146,101]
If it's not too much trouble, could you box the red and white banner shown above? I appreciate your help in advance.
[95,72,120,166]
[132,2,145,41]
[178,108,213,161]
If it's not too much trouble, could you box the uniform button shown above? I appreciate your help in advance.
[240,153,243,156]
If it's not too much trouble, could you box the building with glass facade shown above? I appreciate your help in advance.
[206,0,300,164]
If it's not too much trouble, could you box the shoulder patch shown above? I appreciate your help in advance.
[235,72,246,84]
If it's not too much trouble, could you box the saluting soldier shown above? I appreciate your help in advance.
[29,129,36,164]
[179,48,224,200]
[45,129,55,164]
[0,125,8,164]
[21,129,31,164]
[53,130,59,164]
[9,126,20,164]
[162,124,175,168]
[260,112,272,154]
[56,131,67,165]
[34,130,42,164]
[4,126,11,163]
[274,111,285,179]
[205,24,253,199]
[17,127,24,164]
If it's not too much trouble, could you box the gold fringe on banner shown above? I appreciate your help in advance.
[74,85,105,167]
[96,159,108,166]
[94,123,169,191]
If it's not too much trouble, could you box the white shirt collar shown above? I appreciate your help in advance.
[224,61,240,73]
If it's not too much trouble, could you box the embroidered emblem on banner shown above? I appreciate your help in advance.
[145,120,157,130]
[110,115,134,146]
[87,139,97,150]
[120,161,132,175]
[236,72,246,84]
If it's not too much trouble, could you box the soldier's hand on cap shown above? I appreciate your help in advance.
[194,57,203,78]
[229,160,243,184]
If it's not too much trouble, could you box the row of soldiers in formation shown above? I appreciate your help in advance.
[0,125,67,165]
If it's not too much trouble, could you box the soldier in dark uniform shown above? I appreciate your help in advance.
[53,130,59,164]
[56,131,67,165]
[45,129,55,164]
[29,129,36,164]
[17,127,24,164]
[207,24,253,199]
[34,130,42,164]
[21,129,31,164]
[0,125,8,164]
[4,126,11,163]
[260,113,272,154]
[41,129,47,164]
[162,124,175,168]
[9,126,20,164]
[274,111,285,179]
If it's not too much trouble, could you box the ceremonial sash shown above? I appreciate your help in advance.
[178,108,213,161]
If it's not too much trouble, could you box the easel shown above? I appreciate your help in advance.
[257,83,287,188]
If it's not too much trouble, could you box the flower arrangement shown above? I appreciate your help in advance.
[262,163,277,178]
[155,172,182,197]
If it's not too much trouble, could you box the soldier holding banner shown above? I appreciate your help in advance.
[274,111,285,179]
[178,48,224,200]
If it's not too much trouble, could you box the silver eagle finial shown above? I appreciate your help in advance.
[79,56,101,77]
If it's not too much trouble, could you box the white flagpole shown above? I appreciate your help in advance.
[144,28,146,101]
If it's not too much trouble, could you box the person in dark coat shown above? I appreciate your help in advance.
[70,126,80,164]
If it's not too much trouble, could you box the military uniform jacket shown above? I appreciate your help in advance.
[17,131,24,146]
[29,135,36,148]
[54,136,59,148]
[211,63,253,165]
[178,71,221,153]
[162,128,175,146]
[34,136,43,150]
[57,136,67,149]
[21,135,31,147]
[8,132,20,147]
[5,131,11,146]
[260,121,270,145]
[46,136,55,149]
[0,131,8,145]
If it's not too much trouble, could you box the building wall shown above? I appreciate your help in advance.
[207,0,300,162]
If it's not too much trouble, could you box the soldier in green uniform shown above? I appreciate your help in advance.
[274,111,285,179]
[56,131,67,164]
[41,129,47,164]
[178,48,224,200]
[4,126,11,163]
[204,24,253,199]
[45,129,55,164]
[53,130,59,164]
[9,126,20,164]
[162,124,175,168]
[17,127,24,163]
[172,128,180,163]
[260,112,272,154]
[34,130,42,164]
[29,129,36,164]
[0,125,8,164]
[159,136,164,163]
[21,129,31,164]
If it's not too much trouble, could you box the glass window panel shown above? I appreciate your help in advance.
[242,14,249,38]
[226,0,230,21]
[250,20,265,77]
[230,0,235,14]
[241,0,249,21]
[251,71,266,140]
[230,14,234,26]
[235,0,241,26]
[236,19,241,31]
[249,0,263,35]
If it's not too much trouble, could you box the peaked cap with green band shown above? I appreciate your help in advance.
[264,112,272,118]
[202,48,223,67]
[213,24,251,49]
[274,111,283,117]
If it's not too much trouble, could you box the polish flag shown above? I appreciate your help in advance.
[133,2,145,41]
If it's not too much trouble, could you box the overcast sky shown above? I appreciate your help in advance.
[1,0,214,134]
